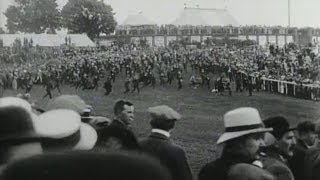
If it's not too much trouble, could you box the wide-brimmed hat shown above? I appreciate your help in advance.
[217,107,273,144]
[36,109,97,151]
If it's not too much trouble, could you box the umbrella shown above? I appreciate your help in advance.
[46,95,91,114]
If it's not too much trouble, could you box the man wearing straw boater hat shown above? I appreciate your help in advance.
[198,107,273,180]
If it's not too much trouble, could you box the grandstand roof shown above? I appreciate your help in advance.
[121,13,156,26]
[0,34,95,47]
[171,7,239,26]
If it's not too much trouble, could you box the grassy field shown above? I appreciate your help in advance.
[3,74,320,177]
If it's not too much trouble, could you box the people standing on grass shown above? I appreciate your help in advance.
[198,107,273,180]
[140,105,193,180]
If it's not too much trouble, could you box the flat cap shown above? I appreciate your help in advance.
[148,105,181,121]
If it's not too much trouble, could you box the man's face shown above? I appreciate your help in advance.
[243,133,264,159]
[278,131,296,157]
[118,105,134,125]
[303,131,317,146]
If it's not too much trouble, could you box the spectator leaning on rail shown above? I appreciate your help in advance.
[289,121,317,180]
[198,107,273,180]
[139,105,193,180]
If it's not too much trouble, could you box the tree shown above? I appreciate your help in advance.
[4,0,61,33]
[62,0,117,40]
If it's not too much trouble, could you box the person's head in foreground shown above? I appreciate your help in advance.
[0,106,43,167]
[0,151,172,180]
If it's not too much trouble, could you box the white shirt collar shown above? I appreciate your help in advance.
[151,129,170,138]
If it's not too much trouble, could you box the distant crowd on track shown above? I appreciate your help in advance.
[1,41,320,100]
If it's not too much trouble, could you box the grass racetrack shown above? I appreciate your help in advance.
[3,75,320,177]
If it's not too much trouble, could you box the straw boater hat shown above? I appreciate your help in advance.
[217,107,273,144]
[35,109,97,150]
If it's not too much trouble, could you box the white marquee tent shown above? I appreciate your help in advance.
[0,33,96,47]
[171,7,239,26]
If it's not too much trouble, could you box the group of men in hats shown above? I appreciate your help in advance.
[199,107,320,180]
[0,94,193,180]
[1,93,320,180]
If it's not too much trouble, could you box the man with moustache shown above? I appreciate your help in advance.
[289,121,317,180]
[260,116,296,180]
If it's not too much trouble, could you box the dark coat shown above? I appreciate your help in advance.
[289,139,308,180]
[304,147,320,180]
[198,151,255,180]
[139,132,193,180]
[95,120,140,151]
[260,145,294,180]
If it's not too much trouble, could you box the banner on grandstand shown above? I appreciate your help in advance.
[277,36,285,47]
[259,36,267,46]
[312,36,319,43]
[287,36,294,43]
[238,35,247,41]
[154,36,165,47]
[268,36,276,44]
[167,36,177,43]
[248,35,257,42]
[146,36,153,46]
[131,37,140,45]
[203,36,211,41]
[191,36,201,42]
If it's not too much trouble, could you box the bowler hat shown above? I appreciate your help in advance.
[1,151,172,180]
[148,105,181,121]
[0,106,42,143]
[263,116,296,139]
[217,107,273,144]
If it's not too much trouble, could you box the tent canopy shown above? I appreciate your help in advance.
[0,34,95,47]
[171,8,239,26]
[121,14,156,26]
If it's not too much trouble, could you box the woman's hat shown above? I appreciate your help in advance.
[217,107,273,144]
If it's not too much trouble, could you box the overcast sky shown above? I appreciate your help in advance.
[1,0,320,29]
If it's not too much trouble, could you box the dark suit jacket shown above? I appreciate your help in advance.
[95,120,140,150]
[289,139,308,180]
[260,145,294,180]
[139,132,193,180]
[198,151,255,180]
